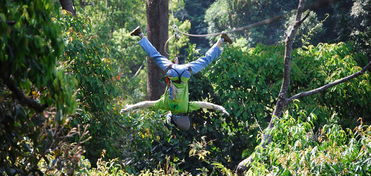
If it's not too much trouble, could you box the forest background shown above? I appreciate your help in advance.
[0,0,370,175]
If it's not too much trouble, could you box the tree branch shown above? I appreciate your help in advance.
[2,76,48,113]
[273,0,306,121]
[1,46,48,113]
[287,61,371,102]
[0,20,16,25]
[236,0,348,175]
[236,0,307,175]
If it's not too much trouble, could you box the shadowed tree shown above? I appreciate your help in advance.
[146,0,169,100]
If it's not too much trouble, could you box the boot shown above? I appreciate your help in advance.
[130,26,142,36]
[221,33,233,44]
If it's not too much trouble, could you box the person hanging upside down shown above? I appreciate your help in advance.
[120,26,233,130]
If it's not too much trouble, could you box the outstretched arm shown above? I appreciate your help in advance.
[120,100,160,113]
[192,101,229,116]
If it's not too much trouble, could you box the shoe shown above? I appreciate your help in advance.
[221,33,233,44]
[130,26,142,36]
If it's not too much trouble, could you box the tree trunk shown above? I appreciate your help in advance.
[59,0,76,16]
[236,0,307,174]
[146,0,169,100]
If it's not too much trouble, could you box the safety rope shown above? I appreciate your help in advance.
[164,34,175,56]
[164,12,289,56]
[175,14,286,37]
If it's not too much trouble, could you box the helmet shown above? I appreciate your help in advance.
[166,112,190,130]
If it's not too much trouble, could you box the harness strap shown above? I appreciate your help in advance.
[164,64,192,84]
[172,69,185,84]
[163,64,192,114]
[164,64,173,73]
[164,64,173,87]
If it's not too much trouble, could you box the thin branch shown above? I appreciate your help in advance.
[287,61,371,102]
[236,0,307,175]
[298,11,310,25]
[0,20,16,25]
[236,0,346,175]
[273,0,306,119]
[2,76,48,113]
[132,64,144,78]
[1,46,48,113]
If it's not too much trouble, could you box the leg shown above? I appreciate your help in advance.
[186,40,222,74]
[131,27,173,71]
[138,37,173,71]
[187,33,232,74]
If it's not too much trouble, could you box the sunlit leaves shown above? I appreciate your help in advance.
[248,110,370,175]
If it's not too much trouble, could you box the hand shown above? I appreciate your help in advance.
[219,106,230,116]
[120,109,127,114]
[222,110,230,116]
[120,105,133,114]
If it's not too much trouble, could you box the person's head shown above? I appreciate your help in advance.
[166,112,190,130]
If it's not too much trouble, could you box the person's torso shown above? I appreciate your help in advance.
[163,64,191,113]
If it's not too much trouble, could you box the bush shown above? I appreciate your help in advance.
[0,1,79,175]
[247,109,370,175]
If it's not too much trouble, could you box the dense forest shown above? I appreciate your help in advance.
[1,0,370,175]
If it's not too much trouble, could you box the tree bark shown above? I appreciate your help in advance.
[59,0,76,16]
[146,0,169,100]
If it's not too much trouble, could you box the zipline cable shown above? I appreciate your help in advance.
[175,14,287,38]
[173,0,333,38]
[164,13,287,56]
[164,0,336,52]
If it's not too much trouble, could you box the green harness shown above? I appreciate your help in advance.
[152,65,200,114]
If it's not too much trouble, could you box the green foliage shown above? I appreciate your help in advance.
[246,109,370,175]
[205,0,369,51]
[0,1,79,175]
[349,0,371,57]
[58,10,121,114]
[296,43,370,125]
[208,42,369,131]
[285,11,327,47]
[205,0,298,46]
[208,44,285,135]
[2,0,370,175]
[176,41,368,173]
[168,18,192,61]
[75,0,146,40]
[57,9,125,163]
[55,0,152,165]
[111,28,147,102]
[0,0,76,115]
